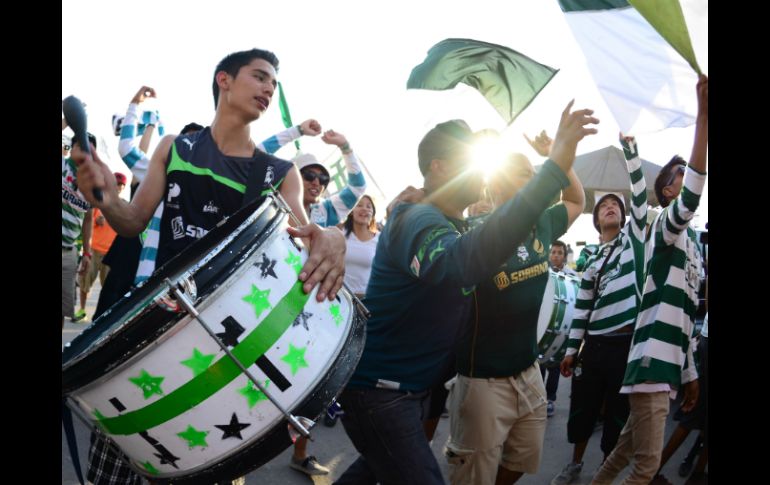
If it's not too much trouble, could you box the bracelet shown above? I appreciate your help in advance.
[341,142,351,153]
[297,125,304,136]
[83,252,92,258]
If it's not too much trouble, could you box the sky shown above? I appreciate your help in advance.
[62,0,708,249]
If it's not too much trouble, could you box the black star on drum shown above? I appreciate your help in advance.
[256,253,278,279]
[215,413,252,440]
[292,311,313,331]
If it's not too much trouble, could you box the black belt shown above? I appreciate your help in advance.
[62,246,74,251]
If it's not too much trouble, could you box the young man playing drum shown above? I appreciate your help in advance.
[73,48,346,485]
[447,133,585,485]
[590,75,707,485]
[335,101,598,485]
[550,132,650,485]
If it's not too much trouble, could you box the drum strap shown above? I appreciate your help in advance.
[61,399,85,485]
[593,240,619,295]
[241,151,271,208]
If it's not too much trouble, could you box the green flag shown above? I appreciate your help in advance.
[407,38,558,125]
[277,82,300,150]
[628,0,701,74]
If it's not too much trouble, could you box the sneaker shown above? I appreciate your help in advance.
[290,455,330,476]
[71,309,87,322]
[551,462,582,485]
[547,400,555,417]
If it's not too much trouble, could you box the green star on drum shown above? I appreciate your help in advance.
[238,379,270,408]
[129,369,165,399]
[242,285,272,318]
[142,461,160,475]
[285,251,303,276]
[330,304,343,327]
[181,348,216,376]
[281,343,309,375]
[178,425,209,448]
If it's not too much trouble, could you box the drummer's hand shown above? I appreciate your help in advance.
[680,379,699,413]
[287,224,346,302]
[560,355,574,377]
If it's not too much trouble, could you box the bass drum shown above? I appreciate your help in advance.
[62,195,366,484]
[536,270,580,365]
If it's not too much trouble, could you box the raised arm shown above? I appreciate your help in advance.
[257,118,321,154]
[117,86,157,183]
[525,129,585,226]
[316,129,368,225]
[74,135,175,237]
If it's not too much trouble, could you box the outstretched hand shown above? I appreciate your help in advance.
[549,100,600,173]
[321,130,348,148]
[524,130,553,157]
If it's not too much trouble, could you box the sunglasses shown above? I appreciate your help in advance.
[664,164,686,187]
[301,170,330,186]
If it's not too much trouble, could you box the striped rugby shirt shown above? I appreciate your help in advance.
[62,156,91,248]
[621,165,705,392]
[307,151,367,228]
[566,138,647,356]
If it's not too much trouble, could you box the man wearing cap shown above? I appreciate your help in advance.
[335,100,599,485]
[550,134,649,485]
[591,75,707,485]
[293,129,367,228]
[72,172,127,322]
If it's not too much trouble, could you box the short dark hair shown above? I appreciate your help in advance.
[417,120,474,175]
[180,122,204,135]
[654,155,687,207]
[592,193,626,232]
[551,240,567,255]
[212,48,280,108]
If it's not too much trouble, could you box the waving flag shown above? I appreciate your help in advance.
[407,38,558,125]
[559,0,702,134]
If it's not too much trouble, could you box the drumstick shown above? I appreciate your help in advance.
[62,95,103,202]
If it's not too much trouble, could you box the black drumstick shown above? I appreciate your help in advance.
[62,95,103,202]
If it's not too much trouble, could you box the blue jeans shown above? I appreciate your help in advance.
[334,387,444,485]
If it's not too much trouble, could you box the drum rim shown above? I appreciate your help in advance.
[62,196,279,392]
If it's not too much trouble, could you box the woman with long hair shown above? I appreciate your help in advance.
[342,195,379,298]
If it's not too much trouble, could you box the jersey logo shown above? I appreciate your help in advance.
[516,244,530,263]
[182,139,195,150]
[410,255,421,277]
[494,271,510,290]
[533,238,545,256]
[171,216,185,240]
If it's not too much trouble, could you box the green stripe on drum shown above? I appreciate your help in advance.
[98,280,310,435]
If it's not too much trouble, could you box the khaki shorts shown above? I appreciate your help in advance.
[62,247,77,318]
[77,250,109,293]
[446,362,547,483]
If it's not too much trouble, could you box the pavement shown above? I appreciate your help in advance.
[62,281,704,484]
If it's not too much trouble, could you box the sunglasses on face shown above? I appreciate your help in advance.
[301,170,330,186]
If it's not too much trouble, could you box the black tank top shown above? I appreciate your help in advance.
[156,127,292,266]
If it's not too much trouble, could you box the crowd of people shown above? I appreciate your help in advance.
[62,47,708,485]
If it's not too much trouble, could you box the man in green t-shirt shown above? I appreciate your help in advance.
[448,130,585,485]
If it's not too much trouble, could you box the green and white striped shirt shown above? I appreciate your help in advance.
[566,139,647,356]
[61,156,90,248]
[622,165,705,391]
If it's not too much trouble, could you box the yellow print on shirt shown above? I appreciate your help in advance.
[507,261,549,286]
